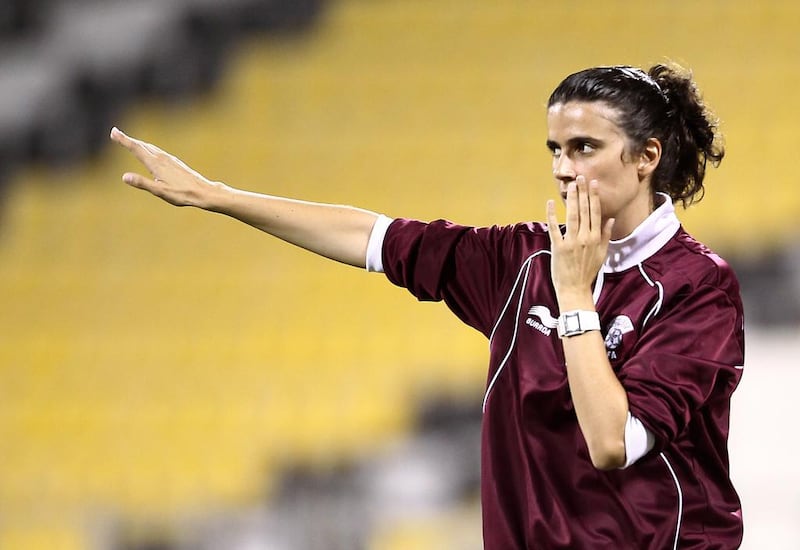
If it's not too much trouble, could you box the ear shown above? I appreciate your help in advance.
[637,138,661,179]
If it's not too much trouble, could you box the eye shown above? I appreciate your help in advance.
[577,142,595,154]
[549,146,562,158]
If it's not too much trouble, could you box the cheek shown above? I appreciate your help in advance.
[595,173,640,216]
[574,157,611,183]
[587,160,636,190]
[596,190,614,216]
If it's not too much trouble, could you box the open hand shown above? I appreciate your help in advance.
[110,127,221,208]
[546,176,615,303]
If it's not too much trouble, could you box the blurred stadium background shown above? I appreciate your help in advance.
[0,1,798,548]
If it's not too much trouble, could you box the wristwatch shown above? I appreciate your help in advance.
[557,310,601,339]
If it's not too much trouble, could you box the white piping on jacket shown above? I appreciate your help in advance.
[659,452,684,550]
[638,263,664,329]
[484,252,548,412]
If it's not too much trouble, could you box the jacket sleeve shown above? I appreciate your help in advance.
[619,278,745,453]
[381,218,533,338]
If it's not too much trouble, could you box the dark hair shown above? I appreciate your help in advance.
[547,63,724,207]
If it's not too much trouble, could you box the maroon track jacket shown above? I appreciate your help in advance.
[381,198,744,549]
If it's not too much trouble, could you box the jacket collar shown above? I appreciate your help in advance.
[603,193,680,273]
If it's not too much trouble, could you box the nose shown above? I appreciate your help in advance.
[553,154,576,186]
[553,156,576,198]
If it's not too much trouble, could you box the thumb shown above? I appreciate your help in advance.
[122,171,155,191]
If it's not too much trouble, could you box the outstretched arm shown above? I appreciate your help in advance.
[110,128,380,268]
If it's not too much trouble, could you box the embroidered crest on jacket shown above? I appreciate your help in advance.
[604,315,635,359]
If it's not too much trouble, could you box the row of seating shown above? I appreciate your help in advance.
[0,0,324,189]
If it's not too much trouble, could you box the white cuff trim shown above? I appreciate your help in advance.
[621,411,655,468]
[366,214,393,273]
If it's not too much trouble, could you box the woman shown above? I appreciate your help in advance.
[111,63,744,549]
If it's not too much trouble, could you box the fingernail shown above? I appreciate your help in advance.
[122,173,134,184]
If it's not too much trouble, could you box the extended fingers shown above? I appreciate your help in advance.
[588,179,602,234]
[109,127,140,152]
[576,177,591,237]
[546,199,562,243]
[110,127,159,161]
[573,177,604,237]
[562,177,607,246]
[564,180,579,237]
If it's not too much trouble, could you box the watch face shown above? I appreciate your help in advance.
[565,312,581,332]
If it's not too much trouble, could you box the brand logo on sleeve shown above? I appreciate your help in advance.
[525,305,557,336]
[604,315,634,359]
